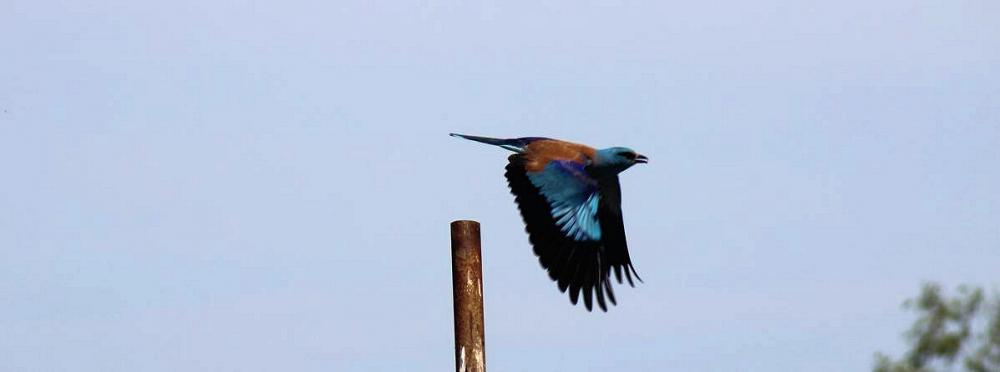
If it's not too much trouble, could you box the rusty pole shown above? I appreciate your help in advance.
[450,220,486,372]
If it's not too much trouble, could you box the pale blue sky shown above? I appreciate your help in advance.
[2,1,998,371]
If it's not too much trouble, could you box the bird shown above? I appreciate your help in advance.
[450,133,647,311]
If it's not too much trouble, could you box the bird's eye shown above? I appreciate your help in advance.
[619,151,636,159]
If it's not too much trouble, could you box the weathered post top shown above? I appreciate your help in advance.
[450,220,485,372]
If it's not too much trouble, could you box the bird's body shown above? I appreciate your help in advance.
[451,133,647,311]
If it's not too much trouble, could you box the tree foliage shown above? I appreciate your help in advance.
[874,283,1000,372]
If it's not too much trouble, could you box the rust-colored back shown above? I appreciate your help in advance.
[522,139,597,172]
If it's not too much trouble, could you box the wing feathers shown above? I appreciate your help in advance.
[505,154,640,311]
[526,161,602,242]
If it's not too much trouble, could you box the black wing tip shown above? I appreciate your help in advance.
[629,264,643,284]
[605,280,617,306]
[595,291,608,312]
[560,279,612,312]
[577,286,610,312]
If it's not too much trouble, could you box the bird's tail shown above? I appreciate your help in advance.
[449,133,536,152]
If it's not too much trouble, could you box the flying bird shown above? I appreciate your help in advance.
[451,133,647,311]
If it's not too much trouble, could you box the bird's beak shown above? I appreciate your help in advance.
[635,154,648,164]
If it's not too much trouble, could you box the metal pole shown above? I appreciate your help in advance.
[451,220,486,372]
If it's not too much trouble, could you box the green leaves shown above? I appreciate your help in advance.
[874,283,1000,372]
[965,303,1000,372]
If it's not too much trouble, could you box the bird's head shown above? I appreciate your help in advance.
[594,147,648,174]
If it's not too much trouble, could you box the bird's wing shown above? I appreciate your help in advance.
[505,154,639,311]
[595,176,643,287]
[526,160,602,242]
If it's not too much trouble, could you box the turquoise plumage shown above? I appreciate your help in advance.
[451,133,647,311]
[528,160,602,241]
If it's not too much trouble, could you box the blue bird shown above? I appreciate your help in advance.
[451,133,647,311]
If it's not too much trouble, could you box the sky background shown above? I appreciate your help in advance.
[2,1,999,371]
